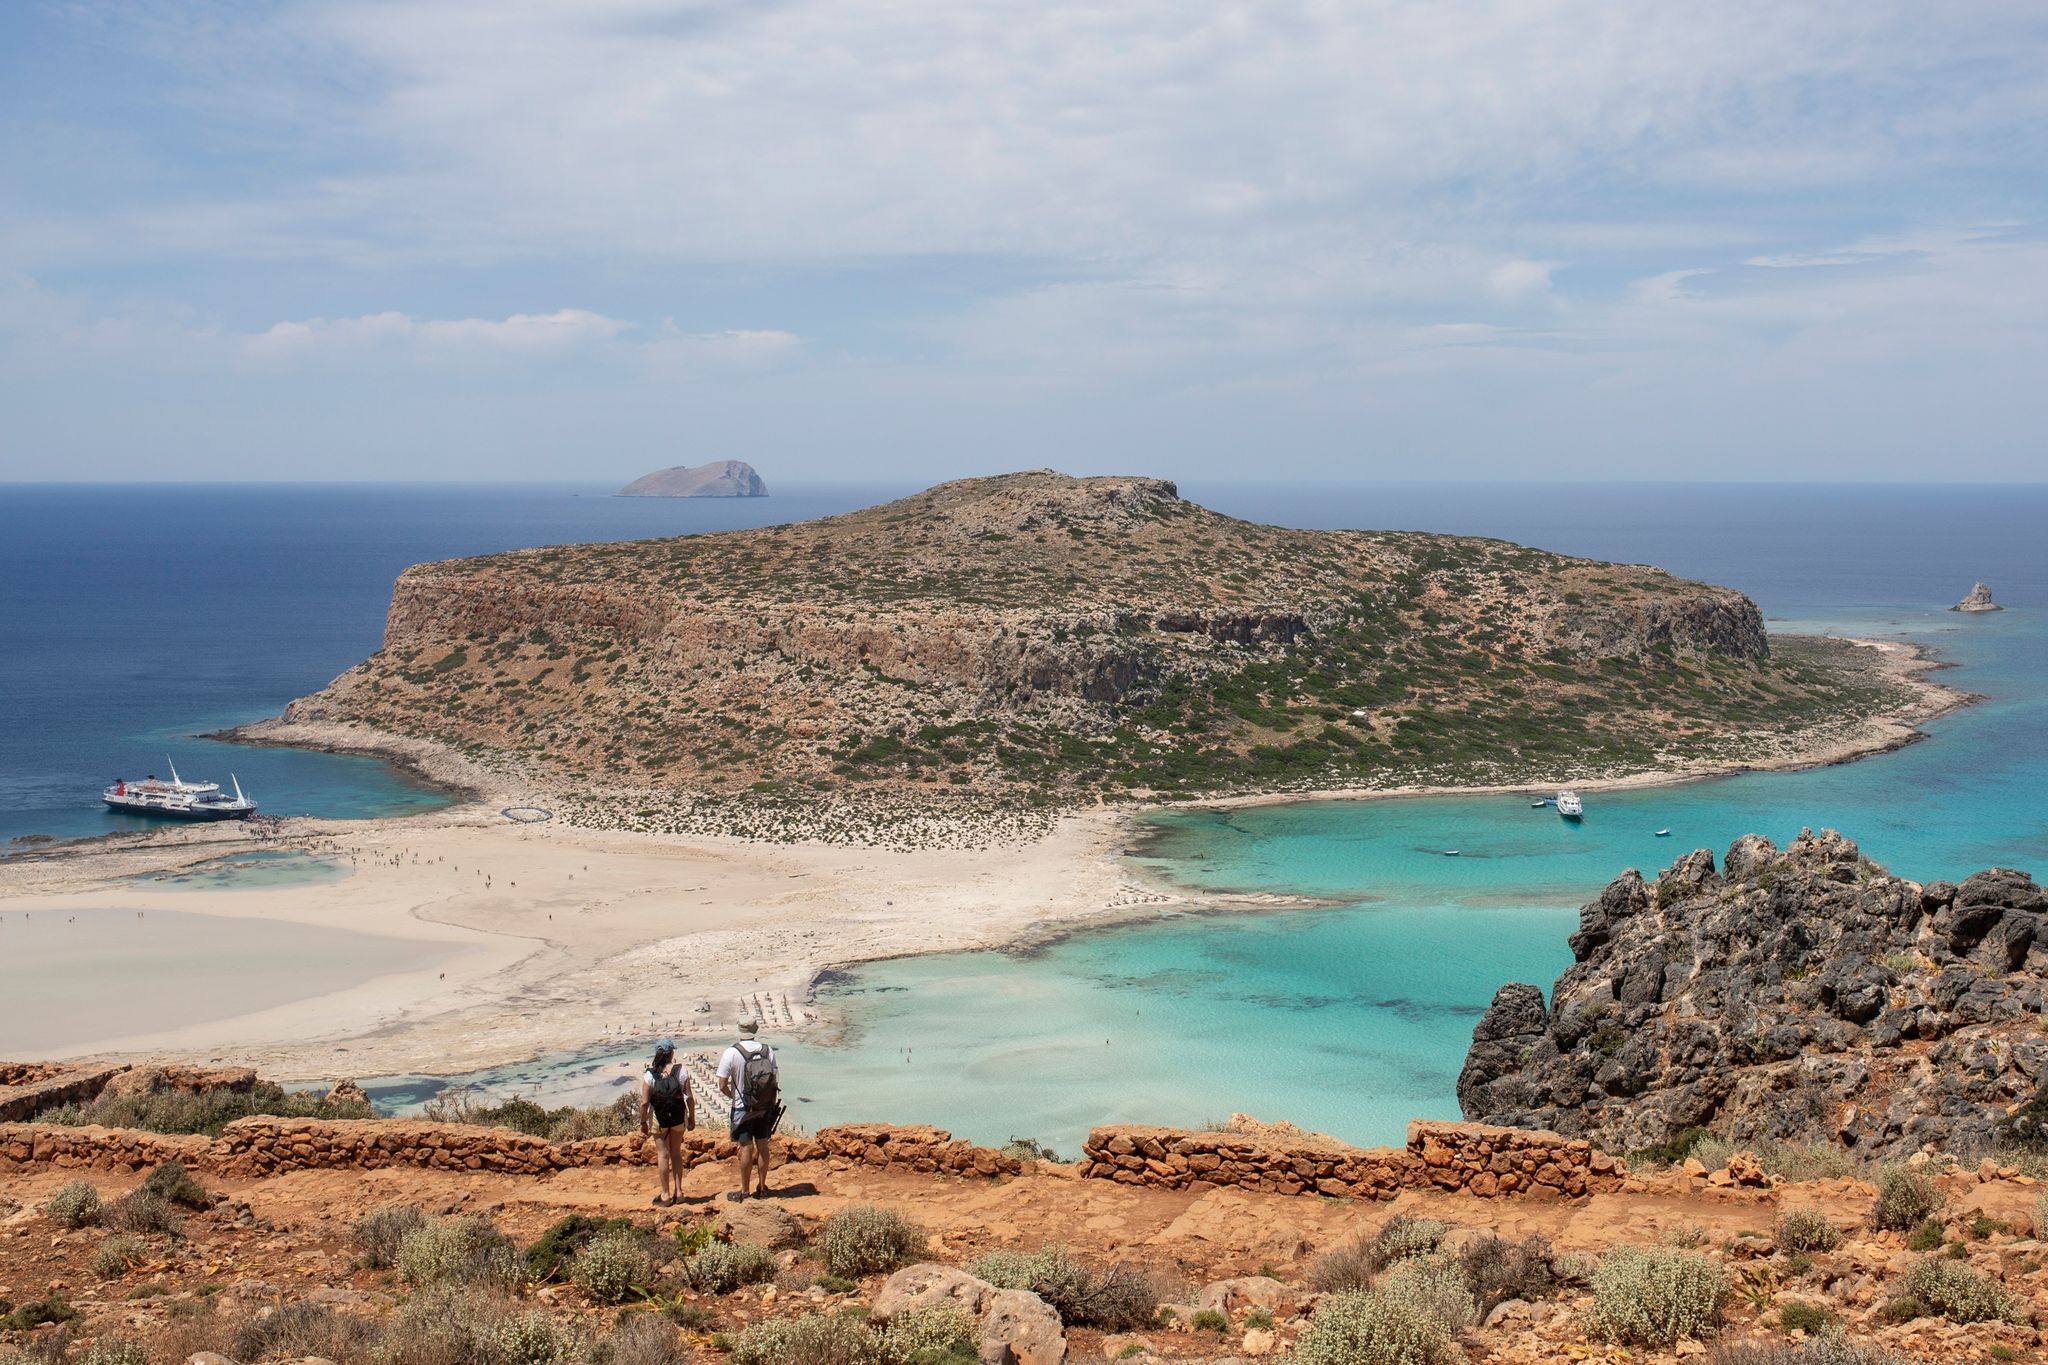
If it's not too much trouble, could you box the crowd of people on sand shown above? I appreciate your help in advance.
[638,1019,781,1206]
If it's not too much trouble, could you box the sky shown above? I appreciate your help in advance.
[2,0,2046,484]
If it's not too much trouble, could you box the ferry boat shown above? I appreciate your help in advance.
[103,759,256,822]
[1555,789,1584,821]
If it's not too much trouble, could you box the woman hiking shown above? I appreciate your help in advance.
[638,1038,695,1206]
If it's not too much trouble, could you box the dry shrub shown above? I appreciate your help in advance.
[1901,1259,2020,1324]
[228,1301,386,1363]
[1710,1340,1911,1365]
[681,1239,777,1294]
[1589,1246,1725,1347]
[965,1247,1157,1330]
[107,1190,183,1237]
[817,1205,925,1279]
[89,1235,146,1280]
[352,1204,428,1269]
[1378,1254,1477,1333]
[571,1228,655,1305]
[1870,1168,1942,1232]
[730,1313,888,1365]
[1293,1287,1458,1365]
[42,1182,102,1229]
[1774,1210,1840,1253]
[1457,1233,1558,1314]
[139,1160,213,1210]
[590,1314,689,1365]
[395,1214,523,1289]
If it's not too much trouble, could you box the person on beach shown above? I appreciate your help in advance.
[717,1020,780,1201]
[639,1038,695,1207]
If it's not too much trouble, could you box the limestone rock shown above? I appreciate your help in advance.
[1459,828,2048,1158]
[1952,582,2002,613]
[978,1288,1067,1365]
[1197,1276,1300,1318]
[1241,1328,1277,1356]
[324,1078,370,1110]
[716,1198,810,1250]
[618,460,768,498]
[872,1263,997,1323]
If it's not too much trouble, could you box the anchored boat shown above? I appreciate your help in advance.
[103,758,256,822]
[1555,789,1584,821]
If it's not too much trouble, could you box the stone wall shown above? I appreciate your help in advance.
[0,1118,1034,1182]
[1,1112,1618,1201]
[1077,1120,1623,1200]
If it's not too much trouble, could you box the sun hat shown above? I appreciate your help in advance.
[738,1019,759,1035]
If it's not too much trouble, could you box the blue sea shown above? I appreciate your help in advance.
[5,481,2044,1152]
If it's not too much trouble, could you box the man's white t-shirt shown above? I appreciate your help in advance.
[718,1040,777,1119]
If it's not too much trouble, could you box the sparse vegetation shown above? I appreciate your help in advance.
[1774,1209,1841,1253]
[395,1214,524,1289]
[1589,1246,1725,1347]
[682,1239,777,1294]
[1870,1169,1943,1232]
[966,1246,1159,1330]
[352,1204,428,1269]
[1293,1287,1459,1365]
[570,1227,655,1304]
[1901,1258,2020,1323]
[817,1205,926,1280]
[38,1080,369,1137]
[89,1235,146,1280]
[42,1181,102,1229]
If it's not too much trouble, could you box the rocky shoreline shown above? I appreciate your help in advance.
[1460,827,2048,1160]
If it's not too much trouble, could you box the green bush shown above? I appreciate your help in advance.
[1773,1210,1839,1254]
[351,1204,427,1269]
[1774,1301,1835,1334]
[43,1181,102,1229]
[139,1160,213,1210]
[682,1239,778,1294]
[1870,1168,1942,1232]
[1,1296,79,1331]
[91,1234,147,1280]
[1378,1253,1477,1333]
[1589,1247,1725,1347]
[1370,1217,1451,1271]
[107,1189,183,1237]
[880,1305,977,1364]
[731,1312,887,1365]
[572,1227,655,1305]
[1292,1287,1458,1365]
[1901,1258,2020,1324]
[1905,1219,1944,1252]
[395,1214,523,1289]
[817,1205,925,1279]
[1190,1309,1229,1332]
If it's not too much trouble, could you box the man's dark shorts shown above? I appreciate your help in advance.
[730,1111,774,1143]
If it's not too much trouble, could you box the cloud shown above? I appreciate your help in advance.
[247,308,631,356]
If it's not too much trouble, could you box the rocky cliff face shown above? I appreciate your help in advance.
[1459,829,2048,1158]
[618,459,768,497]
[1953,582,2002,613]
[281,472,1909,828]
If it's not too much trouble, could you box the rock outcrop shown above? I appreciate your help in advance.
[618,459,768,497]
[279,471,1906,838]
[1458,829,2048,1158]
[1953,581,2003,612]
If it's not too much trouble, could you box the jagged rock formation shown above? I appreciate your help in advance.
[282,471,1913,829]
[1459,829,2048,1158]
[1953,581,2003,613]
[619,459,768,497]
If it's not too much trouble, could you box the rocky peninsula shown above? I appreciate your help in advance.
[1459,828,2048,1160]
[265,470,1945,846]
[618,458,769,497]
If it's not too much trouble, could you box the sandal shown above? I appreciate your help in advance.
[725,1190,748,1203]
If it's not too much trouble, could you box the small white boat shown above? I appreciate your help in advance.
[1654,828,1671,837]
[1529,799,1552,808]
[1556,790,1584,821]
[1443,849,1460,857]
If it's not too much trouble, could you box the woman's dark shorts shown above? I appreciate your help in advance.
[730,1111,774,1142]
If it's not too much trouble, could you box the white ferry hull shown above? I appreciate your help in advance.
[103,793,254,821]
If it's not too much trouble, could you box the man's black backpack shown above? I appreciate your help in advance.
[736,1041,779,1117]
[649,1068,689,1128]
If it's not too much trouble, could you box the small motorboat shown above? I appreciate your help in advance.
[1442,849,1461,857]
[1654,828,1672,837]
[1556,790,1584,821]
[1529,799,1552,808]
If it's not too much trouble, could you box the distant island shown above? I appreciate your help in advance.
[1953,581,2003,613]
[618,459,768,498]
[265,470,1956,846]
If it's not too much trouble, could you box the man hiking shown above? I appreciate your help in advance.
[638,1038,695,1207]
[717,1019,780,1201]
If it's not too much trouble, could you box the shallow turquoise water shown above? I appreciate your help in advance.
[122,849,348,891]
[352,484,2048,1149]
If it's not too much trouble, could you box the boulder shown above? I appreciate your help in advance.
[873,1264,997,1324]
[979,1289,1066,1365]
[1197,1276,1300,1318]
[716,1199,809,1251]
[1952,582,2002,612]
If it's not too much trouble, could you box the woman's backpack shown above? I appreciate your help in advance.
[649,1069,690,1128]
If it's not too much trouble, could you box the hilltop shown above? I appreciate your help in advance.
[274,471,1939,842]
